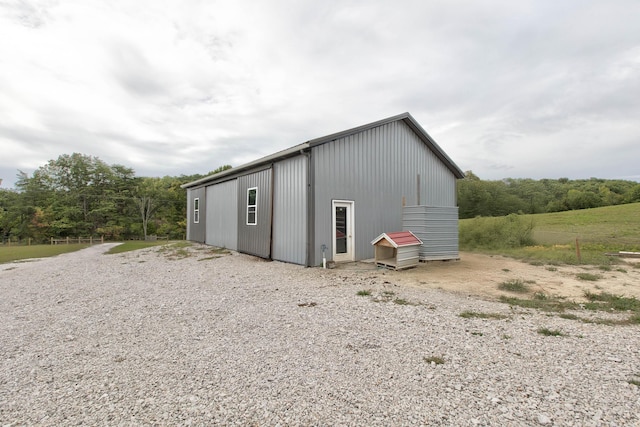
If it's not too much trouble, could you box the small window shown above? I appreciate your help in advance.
[246,187,257,225]
[193,198,200,224]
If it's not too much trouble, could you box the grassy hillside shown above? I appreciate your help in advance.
[523,202,640,248]
[460,202,640,264]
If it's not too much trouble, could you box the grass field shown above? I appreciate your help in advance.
[524,202,640,248]
[0,241,185,264]
[460,202,640,265]
[0,244,90,264]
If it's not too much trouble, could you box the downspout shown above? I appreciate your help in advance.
[304,149,315,267]
[269,163,275,259]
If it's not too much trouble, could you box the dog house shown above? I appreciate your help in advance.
[371,231,422,270]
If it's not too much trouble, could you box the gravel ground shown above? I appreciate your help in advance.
[1,243,639,426]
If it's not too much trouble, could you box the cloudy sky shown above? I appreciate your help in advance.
[1,0,639,188]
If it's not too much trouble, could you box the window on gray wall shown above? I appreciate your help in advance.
[246,187,257,225]
[194,198,200,223]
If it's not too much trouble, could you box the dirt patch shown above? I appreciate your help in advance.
[344,252,640,302]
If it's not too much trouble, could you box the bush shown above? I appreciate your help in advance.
[460,214,535,249]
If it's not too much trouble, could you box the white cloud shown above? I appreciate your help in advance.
[1,0,639,188]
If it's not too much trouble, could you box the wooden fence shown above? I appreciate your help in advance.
[1,238,35,246]
[50,236,105,245]
[144,235,169,242]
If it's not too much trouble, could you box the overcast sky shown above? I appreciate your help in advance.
[1,0,639,189]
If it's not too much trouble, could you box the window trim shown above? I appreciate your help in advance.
[246,187,257,225]
[193,197,200,224]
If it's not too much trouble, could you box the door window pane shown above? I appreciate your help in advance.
[335,206,347,254]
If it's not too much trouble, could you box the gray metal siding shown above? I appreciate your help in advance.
[237,169,272,258]
[403,205,459,261]
[205,180,238,250]
[187,187,206,243]
[272,156,307,265]
[312,120,458,265]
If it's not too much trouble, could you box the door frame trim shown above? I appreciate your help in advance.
[331,199,355,262]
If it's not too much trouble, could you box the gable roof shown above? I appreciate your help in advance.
[182,112,464,189]
[371,231,423,248]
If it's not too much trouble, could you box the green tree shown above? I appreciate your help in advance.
[0,189,22,241]
[14,154,136,240]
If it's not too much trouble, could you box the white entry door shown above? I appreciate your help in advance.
[332,200,354,262]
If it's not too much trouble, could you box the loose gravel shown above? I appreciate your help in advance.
[1,243,639,426]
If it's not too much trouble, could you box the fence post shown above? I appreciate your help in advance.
[66,237,70,245]
[575,238,581,263]
[51,237,53,245]
[90,236,92,244]
[101,235,104,244]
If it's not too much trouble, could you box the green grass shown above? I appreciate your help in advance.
[558,313,580,320]
[498,279,530,293]
[460,203,640,265]
[583,291,640,311]
[526,203,640,248]
[157,243,193,259]
[357,290,372,296]
[576,272,602,281]
[105,240,174,254]
[501,291,640,325]
[499,294,577,312]
[0,244,90,263]
[537,327,565,337]
[459,310,508,320]
[629,315,640,324]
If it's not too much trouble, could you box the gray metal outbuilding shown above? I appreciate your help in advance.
[181,112,465,266]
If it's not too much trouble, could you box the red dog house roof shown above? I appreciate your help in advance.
[371,231,422,248]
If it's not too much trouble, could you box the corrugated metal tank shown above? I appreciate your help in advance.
[312,120,457,265]
[237,168,272,258]
[272,155,307,265]
[205,179,238,250]
[403,205,460,261]
[186,187,206,243]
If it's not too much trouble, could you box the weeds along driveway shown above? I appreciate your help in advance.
[1,244,639,426]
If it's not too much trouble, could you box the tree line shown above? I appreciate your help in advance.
[0,153,230,243]
[458,171,640,219]
[2,154,639,243]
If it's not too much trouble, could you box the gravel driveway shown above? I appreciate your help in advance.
[1,244,639,426]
